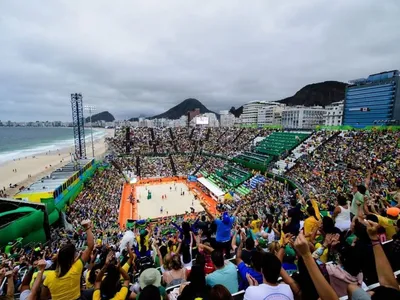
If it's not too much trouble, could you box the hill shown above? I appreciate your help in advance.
[130,98,217,120]
[278,81,347,107]
[231,81,347,117]
[229,106,243,118]
[85,111,115,123]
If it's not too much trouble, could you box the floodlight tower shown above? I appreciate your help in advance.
[71,93,86,159]
[84,105,96,158]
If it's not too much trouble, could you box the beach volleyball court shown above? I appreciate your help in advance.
[118,177,216,228]
[136,182,203,219]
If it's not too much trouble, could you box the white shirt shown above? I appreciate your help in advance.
[244,283,294,300]
[335,205,351,231]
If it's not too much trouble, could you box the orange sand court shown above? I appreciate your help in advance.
[119,177,217,228]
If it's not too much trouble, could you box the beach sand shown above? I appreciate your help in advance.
[0,128,114,198]
[136,182,204,219]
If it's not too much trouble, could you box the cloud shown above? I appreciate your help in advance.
[0,0,399,121]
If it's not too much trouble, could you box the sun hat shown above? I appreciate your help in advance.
[139,268,161,289]
[387,207,400,218]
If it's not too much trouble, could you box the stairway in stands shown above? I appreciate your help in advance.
[149,128,157,153]
[189,127,195,140]
[168,154,177,175]
[205,128,211,141]
[217,128,228,143]
[169,128,179,152]
[136,156,140,176]
[232,128,245,143]
[192,158,208,175]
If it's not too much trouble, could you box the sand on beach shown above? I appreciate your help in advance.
[136,182,204,219]
[0,129,114,198]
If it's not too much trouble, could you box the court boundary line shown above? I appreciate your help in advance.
[118,176,217,228]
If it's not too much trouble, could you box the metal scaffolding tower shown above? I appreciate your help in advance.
[71,93,86,159]
[84,105,96,157]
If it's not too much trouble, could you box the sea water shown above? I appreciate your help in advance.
[0,127,105,164]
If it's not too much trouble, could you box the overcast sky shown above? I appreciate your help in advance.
[0,0,399,121]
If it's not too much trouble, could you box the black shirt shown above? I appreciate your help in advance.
[287,204,302,234]
[241,248,256,265]
[178,283,210,300]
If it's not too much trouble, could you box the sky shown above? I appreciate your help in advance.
[0,0,399,122]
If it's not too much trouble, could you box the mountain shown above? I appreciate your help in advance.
[232,81,347,117]
[85,111,115,123]
[278,81,347,107]
[229,106,243,118]
[130,98,217,120]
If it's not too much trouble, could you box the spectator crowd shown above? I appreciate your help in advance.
[1,128,400,300]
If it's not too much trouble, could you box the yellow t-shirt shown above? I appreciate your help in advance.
[136,235,149,251]
[93,286,128,300]
[315,243,329,263]
[43,259,84,300]
[85,270,94,289]
[120,262,131,281]
[376,215,397,239]
[311,199,321,221]
[250,220,262,234]
[30,270,50,289]
[304,216,319,240]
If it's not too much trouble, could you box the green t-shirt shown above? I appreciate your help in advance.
[154,255,160,268]
[350,190,370,216]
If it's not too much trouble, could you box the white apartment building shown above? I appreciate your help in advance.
[240,101,271,124]
[152,118,170,127]
[282,106,327,129]
[190,113,219,127]
[138,118,154,127]
[325,100,344,126]
[257,103,285,126]
[220,110,237,127]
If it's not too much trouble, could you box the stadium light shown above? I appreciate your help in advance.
[84,105,96,158]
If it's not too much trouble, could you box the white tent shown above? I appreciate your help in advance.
[197,177,225,198]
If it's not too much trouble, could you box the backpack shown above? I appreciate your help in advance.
[136,256,154,274]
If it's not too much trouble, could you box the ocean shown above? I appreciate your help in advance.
[0,127,105,164]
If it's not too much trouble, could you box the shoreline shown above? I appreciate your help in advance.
[0,128,114,198]
[0,128,105,166]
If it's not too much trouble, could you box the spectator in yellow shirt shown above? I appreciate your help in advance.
[42,220,94,300]
[250,214,262,234]
[93,252,130,300]
[304,206,320,241]
[375,207,400,240]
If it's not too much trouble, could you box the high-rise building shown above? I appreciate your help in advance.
[282,106,327,129]
[220,110,236,127]
[187,108,201,122]
[190,113,219,127]
[257,103,285,126]
[240,101,281,125]
[325,100,344,126]
[343,70,400,127]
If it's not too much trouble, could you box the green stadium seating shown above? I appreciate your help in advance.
[255,132,309,157]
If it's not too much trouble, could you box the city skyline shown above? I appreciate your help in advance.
[1,0,399,121]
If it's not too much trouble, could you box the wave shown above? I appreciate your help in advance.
[0,129,106,165]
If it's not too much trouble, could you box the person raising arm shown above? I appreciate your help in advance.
[26,259,47,300]
[347,221,400,299]
[42,219,94,300]
[294,231,338,300]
